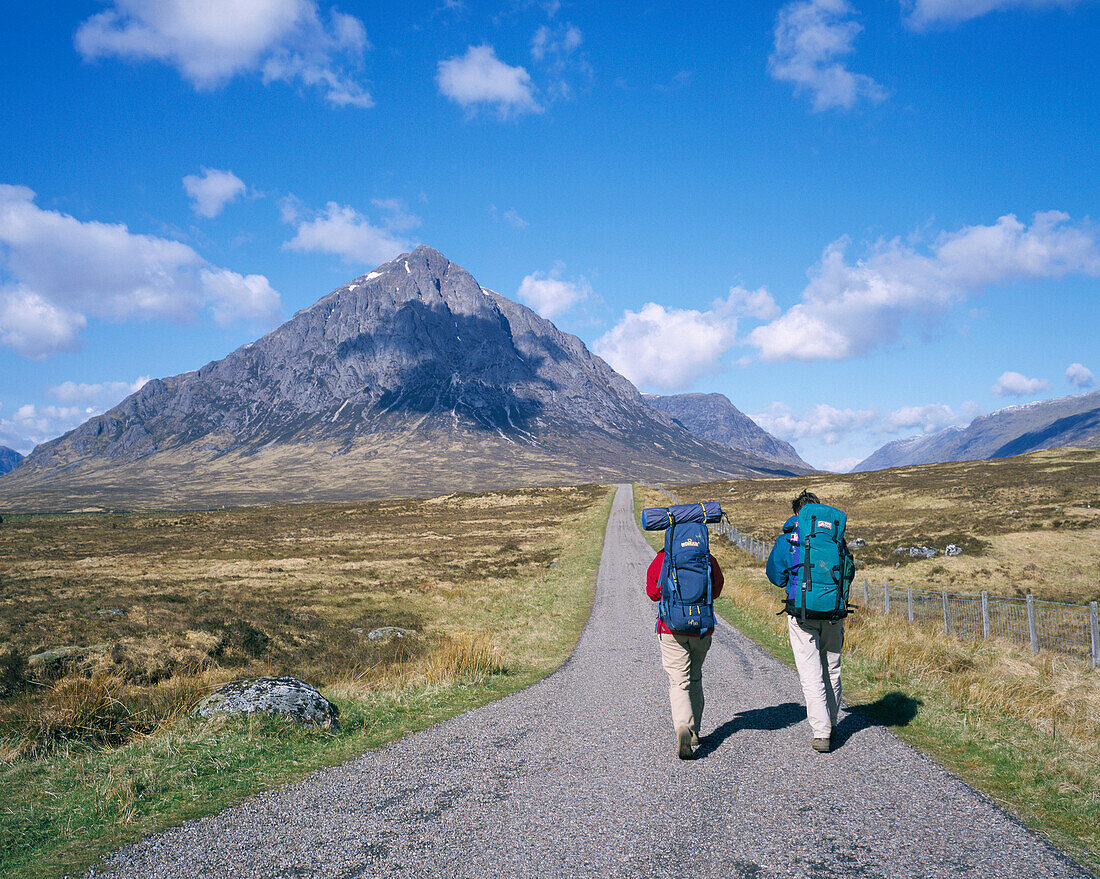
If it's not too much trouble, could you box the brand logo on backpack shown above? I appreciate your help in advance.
[680,538,701,548]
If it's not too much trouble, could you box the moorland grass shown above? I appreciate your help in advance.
[0,484,614,879]
[634,469,1100,871]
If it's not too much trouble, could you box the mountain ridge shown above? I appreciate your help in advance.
[854,390,1100,471]
[1,246,810,511]
[644,393,811,470]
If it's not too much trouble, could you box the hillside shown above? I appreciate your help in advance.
[644,392,811,470]
[854,391,1100,471]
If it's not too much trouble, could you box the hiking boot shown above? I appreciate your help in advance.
[811,737,831,753]
[676,725,693,760]
[691,732,700,747]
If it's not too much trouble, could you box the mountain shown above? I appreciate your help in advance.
[0,447,23,475]
[853,390,1100,472]
[0,247,810,511]
[644,393,812,470]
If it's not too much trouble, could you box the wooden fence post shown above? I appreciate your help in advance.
[863,579,870,608]
[907,586,914,622]
[941,590,950,634]
[884,583,890,616]
[1026,593,1039,654]
[981,591,990,639]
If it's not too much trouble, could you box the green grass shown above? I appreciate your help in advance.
[0,485,615,879]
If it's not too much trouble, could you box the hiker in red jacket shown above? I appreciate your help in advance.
[647,549,724,757]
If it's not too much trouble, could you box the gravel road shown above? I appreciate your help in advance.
[90,485,1093,879]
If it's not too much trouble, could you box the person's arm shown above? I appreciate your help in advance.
[709,554,724,600]
[765,536,788,588]
[646,552,664,601]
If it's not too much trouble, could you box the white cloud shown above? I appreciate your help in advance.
[0,403,96,454]
[904,0,1085,29]
[75,0,372,107]
[0,288,86,359]
[531,23,582,62]
[282,200,414,265]
[1066,362,1095,388]
[824,456,863,473]
[516,266,590,318]
[369,198,422,233]
[748,211,1100,362]
[47,376,150,408]
[183,167,246,217]
[437,45,540,117]
[768,0,887,111]
[992,371,1052,397]
[880,401,979,433]
[0,185,280,358]
[597,285,776,390]
[751,402,879,444]
[504,209,528,229]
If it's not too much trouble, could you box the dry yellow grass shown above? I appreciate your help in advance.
[0,484,612,756]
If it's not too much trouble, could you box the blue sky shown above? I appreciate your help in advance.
[1,0,1097,471]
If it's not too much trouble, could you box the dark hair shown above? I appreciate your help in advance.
[792,489,820,514]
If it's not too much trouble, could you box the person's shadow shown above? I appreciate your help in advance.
[831,691,922,748]
[693,691,922,758]
[693,701,803,758]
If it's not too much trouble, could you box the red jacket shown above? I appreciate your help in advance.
[647,551,724,636]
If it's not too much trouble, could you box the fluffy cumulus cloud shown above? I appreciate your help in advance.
[768,0,887,111]
[880,401,980,433]
[183,167,246,217]
[1065,362,1095,388]
[904,0,1085,29]
[516,266,590,318]
[530,23,582,62]
[594,286,774,391]
[751,402,879,445]
[437,45,540,117]
[748,211,1100,362]
[0,185,280,359]
[282,198,417,265]
[47,376,150,408]
[75,0,372,107]
[992,370,1052,397]
[0,403,96,454]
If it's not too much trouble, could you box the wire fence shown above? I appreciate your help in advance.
[638,482,1100,669]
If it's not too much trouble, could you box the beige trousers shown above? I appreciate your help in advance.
[658,632,712,734]
[788,616,844,739]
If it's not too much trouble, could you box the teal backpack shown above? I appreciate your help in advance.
[788,502,855,621]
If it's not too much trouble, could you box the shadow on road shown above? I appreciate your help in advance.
[833,691,923,749]
[694,701,803,758]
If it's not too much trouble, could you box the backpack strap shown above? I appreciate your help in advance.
[801,515,815,622]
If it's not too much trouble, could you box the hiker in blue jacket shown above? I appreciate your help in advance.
[766,489,849,753]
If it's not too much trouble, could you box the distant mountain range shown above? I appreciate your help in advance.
[0,246,811,511]
[645,393,811,470]
[854,390,1100,472]
[0,447,22,475]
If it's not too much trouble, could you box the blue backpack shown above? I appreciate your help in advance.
[788,502,855,621]
[658,520,715,635]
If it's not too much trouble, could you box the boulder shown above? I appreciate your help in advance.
[908,546,938,559]
[193,676,340,729]
[26,644,108,682]
[945,544,962,557]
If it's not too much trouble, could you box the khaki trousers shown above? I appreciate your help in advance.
[787,615,844,739]
[658,632,712,734]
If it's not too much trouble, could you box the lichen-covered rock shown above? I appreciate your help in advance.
[26,644,108,682]
[945,544,962,556]
[193,676,340,729]
[367,626,417,642]
[909,546,938,559]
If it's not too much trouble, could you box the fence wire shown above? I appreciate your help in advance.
[638,482,1100,669]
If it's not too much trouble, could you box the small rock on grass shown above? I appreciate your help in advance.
[193,676,340,730]
[367,627,417,642]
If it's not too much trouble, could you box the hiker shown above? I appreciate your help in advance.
[766,489,854,753]
[646,530,724,760]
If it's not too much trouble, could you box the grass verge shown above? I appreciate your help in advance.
[0,485,614,879]
[634,482,1100,873]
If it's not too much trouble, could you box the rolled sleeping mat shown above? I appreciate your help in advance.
[641,501,723,531]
